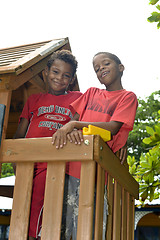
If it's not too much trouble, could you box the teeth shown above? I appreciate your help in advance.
[102,71,109,78]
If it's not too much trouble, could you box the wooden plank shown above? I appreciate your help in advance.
[112,180,121,240]
[0,57,50,91]
[29,75,46,92]
[0,90,12,174]
[77,161,96,240]
[0,91,12,139]
[121,188,127,240]
[0,74,11,91]
[106,175,114,240]
[126,193,135,240]
[41,162,65,240]
[9,163,34,240]
[0,41,49,55]
[131,196,135,240]
[5,56,51,91]
[0,185,14,198]
[94,136,139,199]
[1,136,94,163]
[0,104,6,145]
[94,164,105,240]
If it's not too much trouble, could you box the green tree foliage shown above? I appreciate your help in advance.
[128,110,160,203]
[1,163,14,178]
[148,0,160,28]
[127,90,160,161]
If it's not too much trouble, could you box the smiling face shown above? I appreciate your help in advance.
[45,59,73,95]
[93,53,124,91]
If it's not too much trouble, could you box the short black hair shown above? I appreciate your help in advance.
[93,52,122,65]
[47,50,78,77]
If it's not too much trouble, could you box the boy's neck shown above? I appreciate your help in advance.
[106,85,124,91]
[48,90,68,96]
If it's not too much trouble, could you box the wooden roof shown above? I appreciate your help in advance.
[0,38,69,75]
[0,37,79,92]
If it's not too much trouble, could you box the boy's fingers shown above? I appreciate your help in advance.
[120,148,127,164]
[52,135,55,144]
[59,134,67,148]
[70,130,82,145]
[78,130,84,142]
[67,134,72,142]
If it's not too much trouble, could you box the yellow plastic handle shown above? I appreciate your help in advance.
[83,125,111,142]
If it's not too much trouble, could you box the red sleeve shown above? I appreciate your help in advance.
[70,88,91,116]
[20,98,32,122]
[20,94,39,122]
[111,92,138,130]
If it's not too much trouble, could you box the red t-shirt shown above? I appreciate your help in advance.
[66,87,138,179]
[20,91,82,168]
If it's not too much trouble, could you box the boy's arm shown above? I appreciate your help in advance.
[52,118,123,148]
[13,118,29,139]
[52,112,80,148]
[13,118,29,174]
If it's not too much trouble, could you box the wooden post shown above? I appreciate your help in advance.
[106,175,114,240]
[77,161,96,240]
[112,180,122,240]
[94,164,105,240]
[0,90,12,175]
[126,193,135,240]
[9,163,34,240]
[41,162,66,240]
[121,188,127,240]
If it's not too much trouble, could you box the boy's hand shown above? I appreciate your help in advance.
[52,128,68,149]
[52,121,78,148]
[116,143,127,165]
[67,130,83,145]
[119,145,127,165]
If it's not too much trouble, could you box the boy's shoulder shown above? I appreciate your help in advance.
[27,92,44,101]
[67,90,82,94]
[120,89,137,99]
[67,91,82,97]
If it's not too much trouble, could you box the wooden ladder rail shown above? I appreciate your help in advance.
[0,135,139,240]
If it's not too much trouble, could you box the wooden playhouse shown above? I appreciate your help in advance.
[0,38,139,240]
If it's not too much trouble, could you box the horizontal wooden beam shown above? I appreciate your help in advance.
[29,75,46,92]
[0,185,14,198]
[1,134,139,200]
[93,136,139,199]
[1,135,94,163]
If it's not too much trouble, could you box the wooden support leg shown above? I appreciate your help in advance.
[77,161,96,240]
[9,163,34,240]
[106,175,114,240]
[0,90,12,175]
[112,180,122,240]
[94,164,105,240]
[126,193,135,240]
[121,188,127,240]
[41,162,66,240]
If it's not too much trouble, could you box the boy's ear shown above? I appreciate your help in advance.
[44,66,49,78]
[69,75,76,85]
[119,64,125,73]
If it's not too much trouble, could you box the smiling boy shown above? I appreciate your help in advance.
[52,52,138,239]
[13,50,82,240]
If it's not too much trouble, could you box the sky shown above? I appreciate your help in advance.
[0,0,160,99]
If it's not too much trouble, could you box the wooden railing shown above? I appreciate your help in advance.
[0,135,139,240]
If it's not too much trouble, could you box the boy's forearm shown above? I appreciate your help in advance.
[72,121,123,135]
